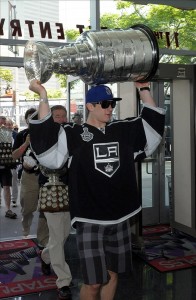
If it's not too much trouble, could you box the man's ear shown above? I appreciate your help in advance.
[86,103,95,112]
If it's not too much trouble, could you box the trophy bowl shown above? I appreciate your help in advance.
[39,165,67,185]
[24,40,53,84]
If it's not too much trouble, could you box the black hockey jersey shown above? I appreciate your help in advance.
[29,105,165,226]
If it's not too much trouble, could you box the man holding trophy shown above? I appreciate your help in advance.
[38,105,72,300]
[25,25,165,300]
[28,79,165,300]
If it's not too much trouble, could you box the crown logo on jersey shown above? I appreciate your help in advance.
[81,127,93,142]
[105,163,113,173]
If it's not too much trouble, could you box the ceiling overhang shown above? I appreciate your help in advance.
[125,0,196,10]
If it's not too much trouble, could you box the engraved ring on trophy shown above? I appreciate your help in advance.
[39,165,69,212]
[24,24,159,85]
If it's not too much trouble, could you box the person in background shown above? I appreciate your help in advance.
[12,123,21,206]
[29,80,165,300]
[0,116,17,218]
[38,104,72,300]
[72,112,82,125]
[5,118,19,207]
[0,115,6,126]
[0,116,6,207]
[12,108,48,246]
[13,124,19,133]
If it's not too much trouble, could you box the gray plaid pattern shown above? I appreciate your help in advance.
[76,220,132,284]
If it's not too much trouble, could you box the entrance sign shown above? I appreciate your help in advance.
[0,18,179,48]
[0,18,65,40]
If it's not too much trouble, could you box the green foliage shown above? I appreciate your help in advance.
[100,1,195,64]
[100,14,121,29]
[0,68,13,84]
[115,0,132,10]
[22,89,65,100]
[47,89,64,99]
[65,29,80,42]
[54,72,79,90]
[55,73,67,88]
[147,6,195,50]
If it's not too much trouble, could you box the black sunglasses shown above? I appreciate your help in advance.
[95,100,116,109]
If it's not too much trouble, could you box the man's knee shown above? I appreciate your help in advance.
[83,283,101,296]
[108,270,118,282]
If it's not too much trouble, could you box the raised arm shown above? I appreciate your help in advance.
[29,79,50,119]
[12,134,30,160]
[29,80,69,169]
[134,82,156,107]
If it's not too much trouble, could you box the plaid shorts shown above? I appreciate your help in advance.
[75,220,132,285]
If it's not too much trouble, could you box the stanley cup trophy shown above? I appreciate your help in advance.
[39,165,69,212]
[23,24,159,85]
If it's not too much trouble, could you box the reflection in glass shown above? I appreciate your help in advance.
[141,82,172,223]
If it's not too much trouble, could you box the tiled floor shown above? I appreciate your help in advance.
[0,198,196,300]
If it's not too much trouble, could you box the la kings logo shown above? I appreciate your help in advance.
[93,142,120,177]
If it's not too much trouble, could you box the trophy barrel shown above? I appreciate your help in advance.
[78,24,159,84]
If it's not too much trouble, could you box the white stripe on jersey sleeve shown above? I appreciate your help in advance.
[134,119,162,160]
[34,126,69,169]
[142,118,162,156]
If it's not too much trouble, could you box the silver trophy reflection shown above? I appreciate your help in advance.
[39,165,69,212]
[24,24,159,85]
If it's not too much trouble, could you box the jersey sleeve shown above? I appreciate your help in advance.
[134,104,165,161]
[29,112,69,169]
[12,131,24,151]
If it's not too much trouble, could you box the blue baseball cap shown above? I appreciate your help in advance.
[86,85,122,103]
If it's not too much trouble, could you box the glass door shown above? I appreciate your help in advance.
[141,81,172,226]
